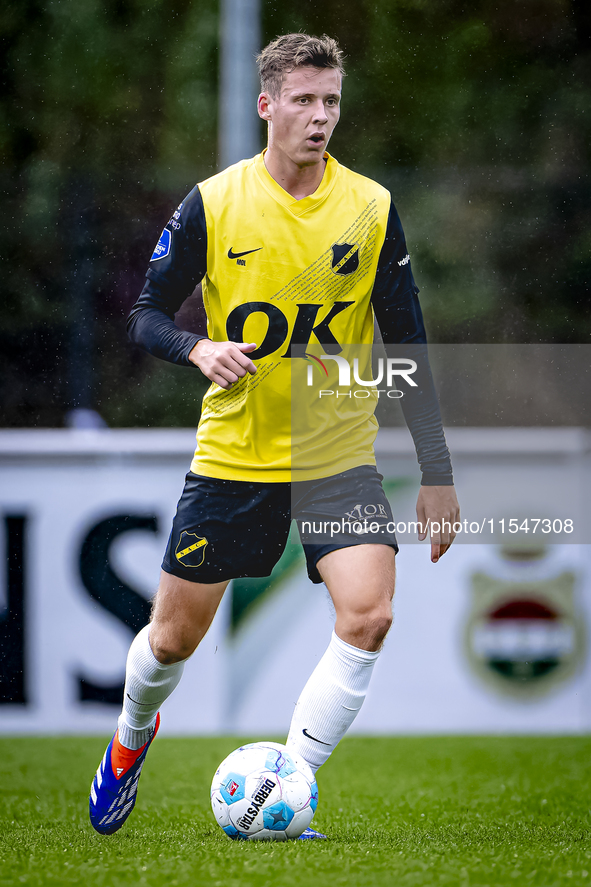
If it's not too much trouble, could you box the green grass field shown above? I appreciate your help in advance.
[2,736,590,887]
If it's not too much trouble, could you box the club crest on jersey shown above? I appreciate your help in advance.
[150,228,171,262]
[331,242,360,276]
[175,531,208,568]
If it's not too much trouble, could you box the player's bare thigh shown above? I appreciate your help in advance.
[149,570,229,664]
[317,544,396,653]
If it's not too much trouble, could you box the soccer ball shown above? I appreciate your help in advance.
[211,741,318,841]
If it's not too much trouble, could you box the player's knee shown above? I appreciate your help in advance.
[342,604,392,649]
[149,627,197,664]
[367,608,393,646]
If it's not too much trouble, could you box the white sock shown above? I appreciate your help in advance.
[117,625,186,749]
[286,631,380,773]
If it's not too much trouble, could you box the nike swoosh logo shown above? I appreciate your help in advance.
[303,728,331,746]
[126,693,153,706]
[228,247,262,260]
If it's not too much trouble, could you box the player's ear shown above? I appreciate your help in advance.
[258,93,272,121]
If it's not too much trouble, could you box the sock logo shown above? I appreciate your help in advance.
[126,693,153,706]
[302,728,331,746]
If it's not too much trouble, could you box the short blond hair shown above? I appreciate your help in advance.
[257,33,345,99]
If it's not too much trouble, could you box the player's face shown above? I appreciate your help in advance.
[259,66,341,168]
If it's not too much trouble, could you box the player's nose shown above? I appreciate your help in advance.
[311,100,328,123]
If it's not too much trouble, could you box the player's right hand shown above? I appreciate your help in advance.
[188,340,257,389]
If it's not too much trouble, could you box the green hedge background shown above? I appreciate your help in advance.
[1,0,589,427]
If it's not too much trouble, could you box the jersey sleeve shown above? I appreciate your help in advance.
[372,200,454,486]
[126,185,208,366]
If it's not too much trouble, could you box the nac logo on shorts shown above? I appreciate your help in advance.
[175,530,208,568]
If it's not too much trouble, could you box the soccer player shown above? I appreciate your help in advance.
[89,33,459,838]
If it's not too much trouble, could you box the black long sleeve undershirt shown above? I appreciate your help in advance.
[371,202,453,485]
[127,186,208,366]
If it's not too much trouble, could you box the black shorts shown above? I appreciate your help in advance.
[161,464,398,585]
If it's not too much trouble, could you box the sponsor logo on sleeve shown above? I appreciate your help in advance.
[168,203,183,231]
[150,228,171,262]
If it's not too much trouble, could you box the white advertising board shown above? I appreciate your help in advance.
[0,428,590,735]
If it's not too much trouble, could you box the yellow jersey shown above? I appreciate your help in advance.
[128,151,453,484]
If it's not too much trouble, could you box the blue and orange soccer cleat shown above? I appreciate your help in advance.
[89,713,160,835]
[297,826,327,839]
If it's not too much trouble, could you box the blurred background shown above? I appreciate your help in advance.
[1,0,590,429]
[1,0,591,735]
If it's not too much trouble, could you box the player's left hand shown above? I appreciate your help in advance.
[415,485,460,564]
